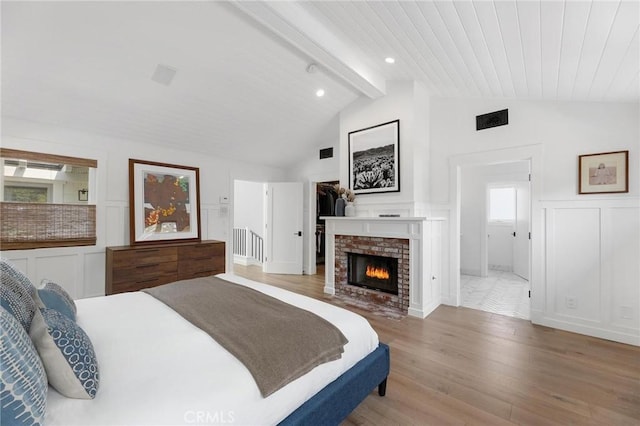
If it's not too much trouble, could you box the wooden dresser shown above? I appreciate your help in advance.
[105,240,225,295]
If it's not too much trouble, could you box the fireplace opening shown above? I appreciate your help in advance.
[347,252,398,295]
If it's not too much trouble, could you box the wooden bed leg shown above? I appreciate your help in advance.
[378,378,387,396]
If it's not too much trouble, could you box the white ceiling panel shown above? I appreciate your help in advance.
[556,1,593,99]
[435,1,493,96]
[589,1,639,98]
[517,0,543,98]
[472,2,518,97]
[2,1,638,169]
[572,1,621,98]
[494,1,529,97]
[452,1,504,96]
[540,0,566,98]
[607,27,640,99]
[417,1,483,97]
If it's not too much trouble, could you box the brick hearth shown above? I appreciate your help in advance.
[334,235,410,315]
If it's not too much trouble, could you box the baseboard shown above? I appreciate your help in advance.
[531,311,640,346]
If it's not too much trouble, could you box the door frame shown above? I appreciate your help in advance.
[449,144,542,314]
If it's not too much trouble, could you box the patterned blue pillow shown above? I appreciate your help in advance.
[0,305,47,426]
[0,273,37,332]
[37,280,77,322]
[29,308,99,399]
[0,257,36,298]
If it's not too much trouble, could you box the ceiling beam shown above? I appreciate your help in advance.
[230,1,386,99]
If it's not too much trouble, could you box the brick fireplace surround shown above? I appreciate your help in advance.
[322,216,443,319]
[334,235,410,315]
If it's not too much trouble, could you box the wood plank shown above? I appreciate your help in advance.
[232,264,640,425]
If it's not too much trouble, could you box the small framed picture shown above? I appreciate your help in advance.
[77,189,88,202]
[578,150,629,194]
[129,159,201,244]
[348,119,400,195]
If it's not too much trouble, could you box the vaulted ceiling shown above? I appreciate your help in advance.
[2,1,638,169]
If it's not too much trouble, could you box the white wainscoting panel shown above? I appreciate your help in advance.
[105,204,125,247]
[35,254,79,298]
[608,206,640,330]
[84,251,107,298]
[550,207,601,322]
[540,199,640,345]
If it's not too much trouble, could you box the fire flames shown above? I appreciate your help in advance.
[366,265,390,280]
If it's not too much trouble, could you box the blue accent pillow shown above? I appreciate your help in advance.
[37,280,77,322]
[0,273,37,332]
[29,308,99,399]
[0,306,47,426]
[0,257,36,298]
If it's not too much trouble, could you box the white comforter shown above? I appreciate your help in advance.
[45,273,379,426]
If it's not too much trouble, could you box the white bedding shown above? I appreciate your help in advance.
[45,273,379,426]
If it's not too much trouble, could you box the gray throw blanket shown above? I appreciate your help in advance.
[143,276,348,397]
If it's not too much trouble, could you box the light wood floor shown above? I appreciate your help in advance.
[232,265,640,425]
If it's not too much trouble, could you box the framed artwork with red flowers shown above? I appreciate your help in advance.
[129,159,201,244]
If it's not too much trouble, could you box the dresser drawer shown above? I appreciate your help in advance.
[112,247,177,268]
[110,273,178,294]
[178,242,224,260]
[111,261,178,285]
[178,256,225,280]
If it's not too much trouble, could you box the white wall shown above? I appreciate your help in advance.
[432,98,640,345]
[1,117,286,299]
[339,80,431,217]
[233,180,264,238]
[431,98,639,202]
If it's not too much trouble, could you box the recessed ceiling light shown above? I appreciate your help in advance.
[385,57,395,64]
[316,89,325,97]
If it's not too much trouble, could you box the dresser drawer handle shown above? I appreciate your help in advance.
[136,278,159,284]
[136,264,159,269]
[138,249,160,254]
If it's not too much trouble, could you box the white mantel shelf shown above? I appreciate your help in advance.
[321,216,445,221]
[323,216,443,318]
[321,216,427,220]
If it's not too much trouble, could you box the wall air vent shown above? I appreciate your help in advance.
[151,64,177,86]
[319,147,333,159]
[476,109,508,131]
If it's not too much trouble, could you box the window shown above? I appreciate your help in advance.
[0,148,97,250]
[4,185,49,203]
[488,187,515,222]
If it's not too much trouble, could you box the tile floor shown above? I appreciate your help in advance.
[460,270,530,320]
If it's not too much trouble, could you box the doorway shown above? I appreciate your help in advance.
[315,181,338,269]
[450,145,542,321]
[232,180,303,276]
[459,161,531,319]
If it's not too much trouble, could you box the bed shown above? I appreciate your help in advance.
[38,273,389,425]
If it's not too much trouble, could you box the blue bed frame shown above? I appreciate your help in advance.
[279,343,390,425]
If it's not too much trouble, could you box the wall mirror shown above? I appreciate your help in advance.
[0,148,97,249]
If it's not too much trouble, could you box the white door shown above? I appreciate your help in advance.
[264,182,303,274]
[513,180,530,280]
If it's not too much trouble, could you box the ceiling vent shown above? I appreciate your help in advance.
[476,109,508,131]
[151,64,177,86]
